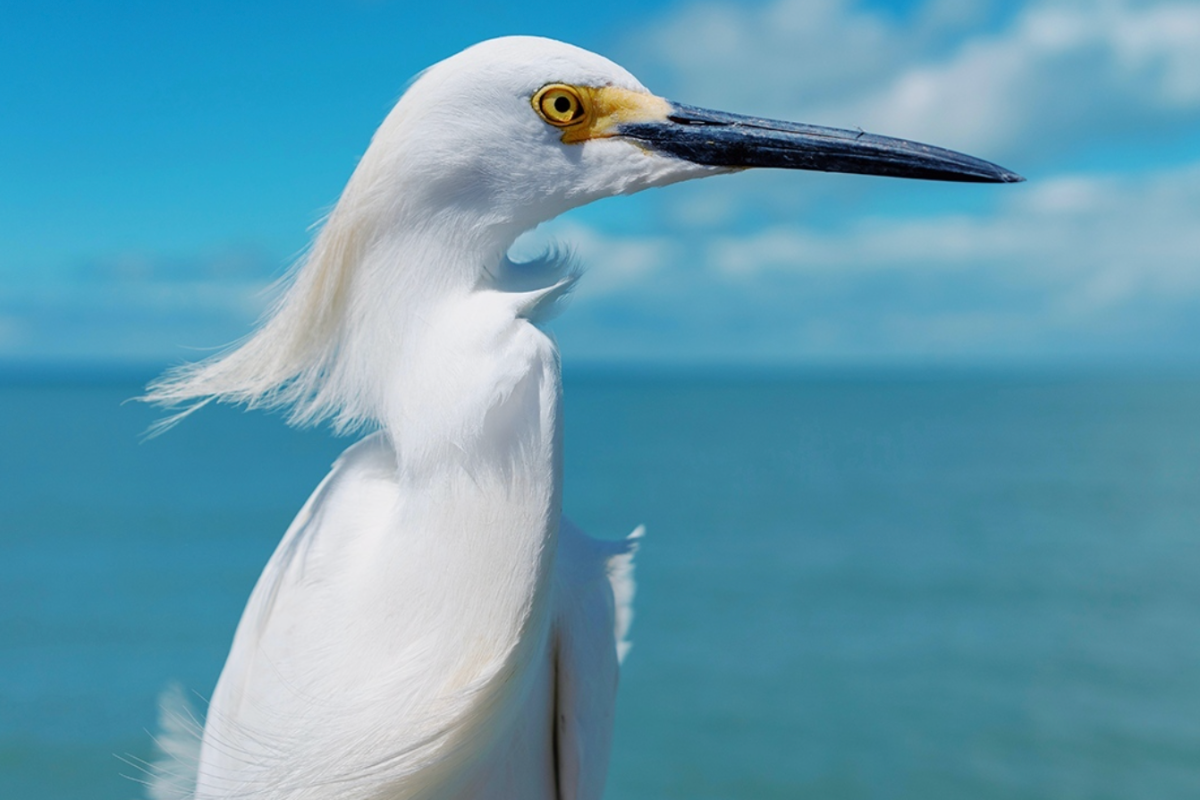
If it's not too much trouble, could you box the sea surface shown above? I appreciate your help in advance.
[3,369,1200,799]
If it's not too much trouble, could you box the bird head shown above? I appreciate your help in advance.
[354,35,1021,239]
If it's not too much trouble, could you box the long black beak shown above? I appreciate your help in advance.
[620,102,1024,184]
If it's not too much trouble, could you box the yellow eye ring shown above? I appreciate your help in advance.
[533,84,590,127]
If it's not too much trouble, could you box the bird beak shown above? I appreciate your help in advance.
[618,102,1024,184]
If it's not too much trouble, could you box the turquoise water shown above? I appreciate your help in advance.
[3,370,1200,799]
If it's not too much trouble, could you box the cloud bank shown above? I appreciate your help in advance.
[0,249,274,362]
[624,0,1200,163]
[548,0,1200,363]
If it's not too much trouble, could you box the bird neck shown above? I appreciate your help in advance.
[338,214,546,437]
[338,211,569,672]
[257,177,539,428]
[366,221,567,695]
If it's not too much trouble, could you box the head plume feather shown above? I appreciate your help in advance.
[143,199,371,435]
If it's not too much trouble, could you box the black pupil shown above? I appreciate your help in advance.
[553,95,573,115]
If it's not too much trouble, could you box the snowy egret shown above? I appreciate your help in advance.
[144,36,1021,800]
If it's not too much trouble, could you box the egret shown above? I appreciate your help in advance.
[143,36,1020,800]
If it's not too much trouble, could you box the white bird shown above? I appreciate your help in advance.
[143,36,1020,800]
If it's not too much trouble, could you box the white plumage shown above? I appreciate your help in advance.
[146,37,686,800]
[144,34,1019,800]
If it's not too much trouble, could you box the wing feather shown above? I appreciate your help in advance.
[552,520,641,800]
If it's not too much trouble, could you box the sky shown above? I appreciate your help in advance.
[2,0,1198,367]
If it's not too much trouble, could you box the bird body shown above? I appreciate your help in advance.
[194,434,635,799]
[146,35,1019,800]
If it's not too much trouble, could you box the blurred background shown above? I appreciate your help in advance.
[2,0,1199,798]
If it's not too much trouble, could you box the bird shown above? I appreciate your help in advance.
[142,35,1021,800]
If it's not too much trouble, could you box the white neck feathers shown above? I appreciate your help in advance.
[144,153,538,438]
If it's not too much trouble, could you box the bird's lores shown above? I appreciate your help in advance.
[144,36,1020,800]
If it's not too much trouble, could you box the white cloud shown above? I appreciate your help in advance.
[836,1,1200,157]
[710,165,1200,283]
[557,162,1200,361]
[0,248,276,360]
[623,0,1200,162]
[623,0,980,116]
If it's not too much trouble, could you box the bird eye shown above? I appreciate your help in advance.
[534,84,588,127]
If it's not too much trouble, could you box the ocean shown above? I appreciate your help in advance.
[2,369,1200,799]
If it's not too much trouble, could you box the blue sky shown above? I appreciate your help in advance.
[3,0,1198,366]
